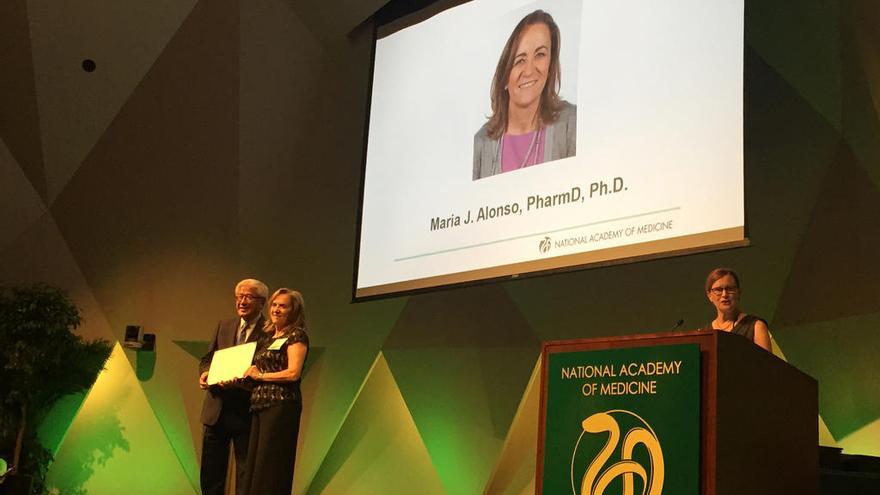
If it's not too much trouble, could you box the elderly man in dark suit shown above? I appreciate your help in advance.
[199,278,268,495]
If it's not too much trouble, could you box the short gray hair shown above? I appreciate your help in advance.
[235,278,269,299]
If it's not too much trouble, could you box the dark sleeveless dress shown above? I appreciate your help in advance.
[702,314,766,343]
[240,329,309,495]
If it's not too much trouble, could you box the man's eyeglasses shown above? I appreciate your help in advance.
[708,286,738,296]
[235,294,264,302]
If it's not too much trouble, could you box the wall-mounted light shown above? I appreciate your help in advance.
[122,325,155,352]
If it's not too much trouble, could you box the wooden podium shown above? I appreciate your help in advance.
[537,330,818,495]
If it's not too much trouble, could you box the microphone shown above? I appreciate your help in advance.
[671,318,685,331]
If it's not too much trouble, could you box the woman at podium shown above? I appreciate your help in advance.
[703,268,772,351]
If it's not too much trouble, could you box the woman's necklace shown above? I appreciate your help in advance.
[500,126,542,170]
[716,313,742,331]
[521,127,541,167]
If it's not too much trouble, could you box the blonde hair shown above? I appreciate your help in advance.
[264,288,307,336]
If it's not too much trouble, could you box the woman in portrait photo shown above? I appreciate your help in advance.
[473,9,577,180]
[702,268,772,351]
[240,288,310,495]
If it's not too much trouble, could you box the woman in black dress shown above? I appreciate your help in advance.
[240,288,309,495]
[703,268,772,351]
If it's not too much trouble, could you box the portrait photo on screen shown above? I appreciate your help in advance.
[473,6,579,181]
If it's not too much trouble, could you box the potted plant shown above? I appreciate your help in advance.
[0,284,112,494]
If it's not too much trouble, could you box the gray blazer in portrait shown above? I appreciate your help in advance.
[472,100,577,180]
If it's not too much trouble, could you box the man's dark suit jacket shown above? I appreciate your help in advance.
[199,316,265,425]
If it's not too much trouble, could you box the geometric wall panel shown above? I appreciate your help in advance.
[27,0,198,203]
[45,344,197,494]
[745,0,841,131]
[772,312,880,446]
[304,353,445,495]
[385,347,515,495]
[0,212,116,345]
[383,285,540,495]
[482,356,541,495]
[0,137,47,252]
[132,343,202,492]
[847,0,880,189]
[48,0,242,346]
[770,335,838,447]
[838,418,880,458]
[769,342,838,448]
[772,142,880,327]
[173,340,212,361]
[0,0,46,201]
[280,0,388,44]
[818,416,837,450]
[266,292,406,495]
[503,259,708,343]
[740,48,844,319]
[854,0,880,124]
[37,391,89,457]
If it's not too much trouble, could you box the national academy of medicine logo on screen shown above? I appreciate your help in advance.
[539,236,552,254]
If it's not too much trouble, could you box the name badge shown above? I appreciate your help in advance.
[267,337,287,350]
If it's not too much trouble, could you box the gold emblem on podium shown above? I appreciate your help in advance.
[571,410,665,495]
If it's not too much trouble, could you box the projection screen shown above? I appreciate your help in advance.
[354,0,746,299]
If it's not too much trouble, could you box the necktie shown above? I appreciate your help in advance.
[236,321,249,345]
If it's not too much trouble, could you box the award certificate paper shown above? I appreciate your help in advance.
[207,341,257,385]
